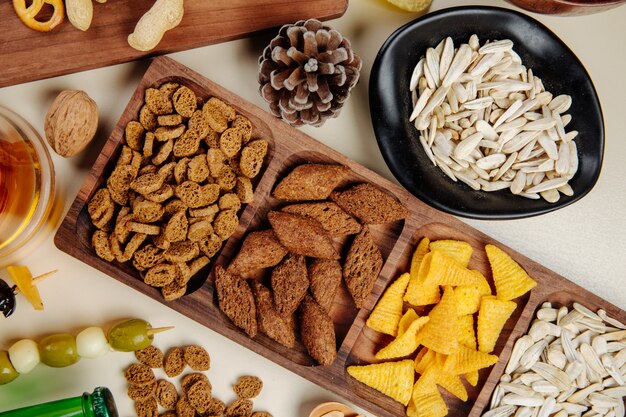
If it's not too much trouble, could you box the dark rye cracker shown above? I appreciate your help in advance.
[343,226,383,308]
[124,363,156,386]
[134,397,158,417]
[271,254,308,317]
[330,183,409,224]
[299,295,337,366]
[272,164,350,201]
[233,375,263,399]
[228,230,287,275]
[215,266,257,338]
[127,380,156,401]
[134,345,164,368]
[181,372,210,393]
[252,281,296,349]
[308,258,342,313]
[164,347,186,377]
[281,201,361,237]
[267,211,338,259]
[183,345,210,371]
[155,379,178,409]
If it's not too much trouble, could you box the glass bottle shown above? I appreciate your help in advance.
[0,387,118,417]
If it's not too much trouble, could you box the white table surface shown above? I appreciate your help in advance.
[1,0,625,415]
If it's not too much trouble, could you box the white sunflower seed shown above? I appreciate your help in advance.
[410,87,434,121]
[439,37,454,81]
[443,44,473,87]
[410,58,425,91]
[426,47,441,87]
[477,153,507,170]
[479,39,514,54]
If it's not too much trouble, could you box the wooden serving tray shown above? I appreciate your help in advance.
[55,56,626,417]
[0,0,346,88]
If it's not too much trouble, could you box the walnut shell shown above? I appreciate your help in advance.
[45,90,99,157]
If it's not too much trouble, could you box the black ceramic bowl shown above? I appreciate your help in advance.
[369,6,604,219]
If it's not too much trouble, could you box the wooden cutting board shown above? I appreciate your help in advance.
[55,57,626,417]
[0,0,347,88]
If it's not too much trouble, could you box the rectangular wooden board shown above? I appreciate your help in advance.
[0,0,347,88]
[55,56,626,417]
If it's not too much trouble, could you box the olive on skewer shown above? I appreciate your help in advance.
[0,319,173,385]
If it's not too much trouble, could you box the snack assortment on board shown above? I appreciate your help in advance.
[219,163,408,366]
[124,344,272,417]
[88,82,268,301]
[347,238,537,417]
[409,35,578,203]
[482,303,626,417]
[0,318,168,385]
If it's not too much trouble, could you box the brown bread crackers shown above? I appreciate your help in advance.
[228,230,288,275]
[183,345,210,371]
[176,396,196,417]
[330,182,409,224]
[233,375,263,399]
[267,211,338,259]
[124,363,156,386]
[88,188,114,230]
[308,258,342,313]
[164,347,186,377]
[215,266,257,338]
[281,201,361,237]
[127,380,156,401]
[343,226,383,308]
[90,82,265,302]
[135,345,164,368]
[251,412,273,417]
[239,139,268,179]
[134,396,158,417]
[181,372,210,393]
[155,379,178,409]
[271,254,309,317]
[225,398,253,417]
[299,295,337,366]
[252,281,296,349]
[204,397,226,415]
[272,164,349,201]
[187,379,212,413]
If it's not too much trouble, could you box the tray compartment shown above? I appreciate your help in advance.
[213,149,408,366]
[346,222,532,416]
[70,74,276,296]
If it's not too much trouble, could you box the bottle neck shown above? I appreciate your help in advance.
[0,387,118,417]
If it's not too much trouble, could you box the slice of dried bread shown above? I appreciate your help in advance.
[343,226,383,308]
[330,183,409,224]
[272,164,349,201]
[267,211,338,259]
[215,266,257,338]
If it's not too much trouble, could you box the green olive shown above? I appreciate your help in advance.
[0,350,19,385]
[38,334,79,368]
[107,319,153,352]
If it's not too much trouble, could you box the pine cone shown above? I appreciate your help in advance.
[258,19,362,127]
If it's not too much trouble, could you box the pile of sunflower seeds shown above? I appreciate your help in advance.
[483,302,626,417]
[409,35,578,203]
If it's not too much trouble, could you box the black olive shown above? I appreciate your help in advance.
[0,279,16,318]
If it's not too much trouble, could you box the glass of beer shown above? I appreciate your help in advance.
[0,106,55,265]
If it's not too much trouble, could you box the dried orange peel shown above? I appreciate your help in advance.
[13,0,65,32]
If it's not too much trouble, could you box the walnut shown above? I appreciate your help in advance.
[44,90,99,157]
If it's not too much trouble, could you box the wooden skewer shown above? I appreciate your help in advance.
[146,326,175,336]
[12,269,58,293]
[32,269,58,285]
